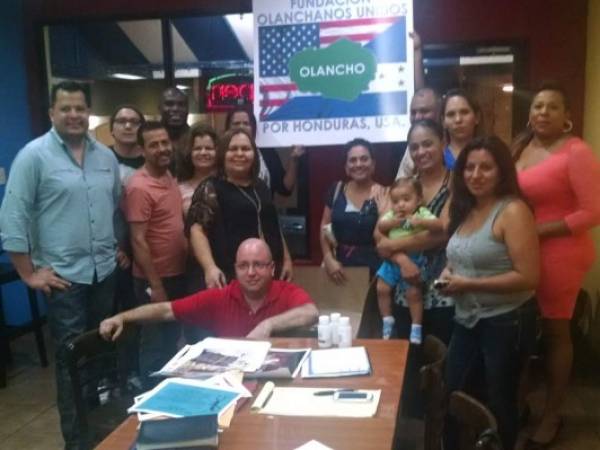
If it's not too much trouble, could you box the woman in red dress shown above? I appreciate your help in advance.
[514,83,600,447]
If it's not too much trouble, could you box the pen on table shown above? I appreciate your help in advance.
[313,388,356,396]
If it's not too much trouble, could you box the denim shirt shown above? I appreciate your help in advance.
[0,128,121,284]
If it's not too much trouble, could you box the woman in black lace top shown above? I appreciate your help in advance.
[186,128,291,288]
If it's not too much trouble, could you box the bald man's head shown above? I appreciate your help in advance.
[235,239,274,297]
[236,238,272,263]
[410,87,441,124]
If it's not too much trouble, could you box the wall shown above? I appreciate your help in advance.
[1,0,46,325]
[583,0,600,305]
[1,1,33,199]
[23,0,589,262]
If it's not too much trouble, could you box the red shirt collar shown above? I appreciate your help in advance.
[229,279,279,313]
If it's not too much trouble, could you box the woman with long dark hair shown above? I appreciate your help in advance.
[441,88,481,169]
[376,119,454,417]
[513,83,600,446]
[442,136,539,450]
[320,138,387,283]
[176,123,218,216]
[186,128,292,288]
[224,106,304,196]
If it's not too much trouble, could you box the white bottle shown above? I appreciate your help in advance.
[338,316,352,348]
[330,313,341,346]
[317,315,332,348]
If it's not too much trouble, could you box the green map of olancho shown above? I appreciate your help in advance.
[288,38,377,102]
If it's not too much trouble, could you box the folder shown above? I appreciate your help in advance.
[251,382,381,418]
[301,346,371,378]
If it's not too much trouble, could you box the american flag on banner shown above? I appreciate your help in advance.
[258,16,407,120]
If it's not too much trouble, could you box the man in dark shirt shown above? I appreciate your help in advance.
[109,104,145,184]
[159,87,189,177]
[108,104,146,388]
[100,239,318,340]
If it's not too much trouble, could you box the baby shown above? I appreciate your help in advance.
[376,177,443,344]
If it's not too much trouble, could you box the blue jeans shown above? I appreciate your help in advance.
[46,271,116,450]
[133,275,186,389]
[445,299,537,450]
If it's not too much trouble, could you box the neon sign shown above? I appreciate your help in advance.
[205,74,253,111]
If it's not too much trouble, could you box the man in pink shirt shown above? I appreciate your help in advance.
[100,239,318,341]
[123,120,187,386]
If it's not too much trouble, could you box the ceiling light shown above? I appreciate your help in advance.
[502,84,514,93]
[112,73,145,80]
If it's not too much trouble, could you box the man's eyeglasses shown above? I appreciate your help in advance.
[114,118,142,126]
[234,261,273,272]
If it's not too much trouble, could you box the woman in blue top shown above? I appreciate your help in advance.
[441,88,481,169]
[320,138,387,283]
[440,136,539,450]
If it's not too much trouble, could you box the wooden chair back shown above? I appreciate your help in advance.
[420,334,448,450]
[66,329,133,448]
[448,391,502,450]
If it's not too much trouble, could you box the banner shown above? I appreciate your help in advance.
[253,0,414,147]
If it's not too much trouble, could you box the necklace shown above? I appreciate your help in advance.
[235,184,264,239]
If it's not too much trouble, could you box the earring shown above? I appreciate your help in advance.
[563,120,573,134]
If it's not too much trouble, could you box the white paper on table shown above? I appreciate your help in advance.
[294,440,335,450]
[204,371,252,397]
[251,384,381,418]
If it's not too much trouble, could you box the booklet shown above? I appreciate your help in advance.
[136,414,218,450]
[245,348,311,379]
[301,346,371,378]
[153,337,272,378]
[129,378,242,418]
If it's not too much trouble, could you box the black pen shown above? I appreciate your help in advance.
[313,388,355,396]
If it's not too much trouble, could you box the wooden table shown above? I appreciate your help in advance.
[96,338,408,450]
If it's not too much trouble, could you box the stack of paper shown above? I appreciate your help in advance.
[153,338,272,379]
[131,373,251,428]
[130,377,243,417]
[130,376,251,450]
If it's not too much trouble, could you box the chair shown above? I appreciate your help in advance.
[356,278,383,338]
[66,329,134,448]
[420,334,448,450]
[0,261,48,388]
[448,391,503,450]
[393,335,448,450]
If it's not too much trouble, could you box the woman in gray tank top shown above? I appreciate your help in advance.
[440,137,540,450]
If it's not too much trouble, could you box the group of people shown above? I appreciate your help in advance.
[319,84,600,449]
[0,81,314,450]
[1,77,599,450]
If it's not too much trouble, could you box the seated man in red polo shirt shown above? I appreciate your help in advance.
[100,238,318,341]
